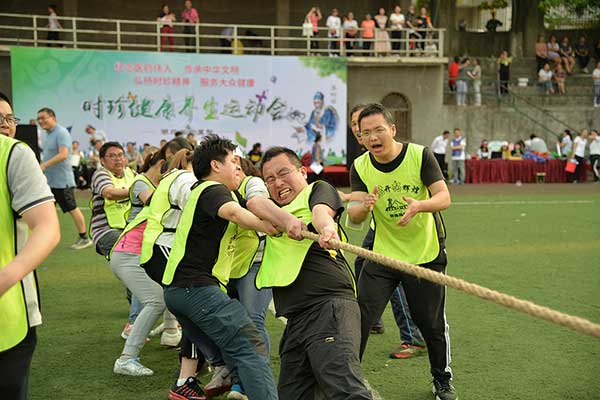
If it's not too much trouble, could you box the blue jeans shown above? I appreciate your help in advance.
[128,293,143,324]
[228,262,273,357]
[594,82,600,106]
[164,285,277,400]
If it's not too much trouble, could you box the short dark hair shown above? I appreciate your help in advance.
[37,107,56,118]
[174,131,183,137]
[261,146,302,174]
[192,134,236,179]
[0,92,11,107]
[442,130,450,135]
[357,103,395,130]
[350,103,368,117]
[99,141,124,158]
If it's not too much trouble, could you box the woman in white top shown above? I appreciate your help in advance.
[569,129,588,183]
[538,62,554,94]
[468,58,482,106]
[47,5,62,46]
[558,129,572,157]
[157,4,176,52]
[389,6,405,53]
[588,129,600,182]
[343,12,359,53]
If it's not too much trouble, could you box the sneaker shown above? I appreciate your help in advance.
[169,377,207,400]
[113,357,153,376]
[227,384,248,400]
[149,322,165,337]
[370,325,385,334]
[121,322,133,340]
[70,237,93,250]
[204,365,232,398]
[390,343,427,359]
[161,329,182,347]
[432,378,458,400]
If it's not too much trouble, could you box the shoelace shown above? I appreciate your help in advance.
[434,379,453,392]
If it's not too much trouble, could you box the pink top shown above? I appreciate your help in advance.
[113,221,147,255]
[310,14,320,32]
[361,20,375,38]
[182,8,199,23]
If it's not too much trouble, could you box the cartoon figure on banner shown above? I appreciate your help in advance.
[293,91,338,144]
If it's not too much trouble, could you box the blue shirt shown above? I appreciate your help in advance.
[42,124,75,188]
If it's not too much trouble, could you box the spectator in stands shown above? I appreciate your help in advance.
[569,129,588,183]
[559,36,575,75]
[500,143,510,159]
[574,35,590,73]
[547,34,561,66]
[415,7,433,52]
[361,13,375,55]
[589,129,600,182]
[305,7,322,52]
[538,62,554,94]
[85,124,107,148]
[485,10,502,32]
[535,34,549,72]
[248,142,262,165]
[159,139,167,147]
[309,133,324,183]
[456,57,470,106]
[424,34,438,56]
[343,12,358,53]
[469,58,482,106]
[157,4,176,52]
[389,5,405,53]
[595,39,600,63]
[511,142,524,158]
[477,140,491,159]
[71,140,86,189]
[450,128,466,184]
[405,5,418,54]
[558,129,572,157]
[181,0,199,53]
[497,50,511,95]
[554,63,567,94]
[431,130,449,179]
[593,61,600,107]
[87,140,103,179]
[374,8,391,56]
[46,5,62,46]
[526,134,548,153]
[326,8,341,56]
[174,131,183,138]
[185,132,196,147]
[448,56,459,91]
[125,142,142,171]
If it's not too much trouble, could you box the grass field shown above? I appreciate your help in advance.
[29,184,600,400]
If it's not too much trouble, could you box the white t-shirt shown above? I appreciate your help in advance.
[560,135,572,156]
[431,135,448,154]
[538,69,553,82]
[155,170,197,248]
[589,137,600,155]
[48,12,59,30]
[389,13,405,30]
[71,150,83,167]
[573,136,587,158]
[593,68,600,82]
[326,15,341,37]
[343,19,358,32]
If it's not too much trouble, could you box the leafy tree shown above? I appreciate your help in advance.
[300,57,347,83]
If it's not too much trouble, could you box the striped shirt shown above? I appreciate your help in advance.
[90,168,119,244]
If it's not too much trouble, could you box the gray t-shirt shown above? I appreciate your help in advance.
[128,178,152,222]
[243,176,269,262]
[42,124,75,189]
[8,143,54,327]
[457,64,470,81]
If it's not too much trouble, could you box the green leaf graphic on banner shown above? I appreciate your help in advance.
[299,57,347,82]
[235,131,247,148]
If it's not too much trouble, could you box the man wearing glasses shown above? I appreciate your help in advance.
[89,142,136,256]
[37,108,92,250]
[347,103,457,400]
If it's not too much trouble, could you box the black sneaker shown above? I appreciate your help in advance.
[432,378,458,400]
[169,377,206,400]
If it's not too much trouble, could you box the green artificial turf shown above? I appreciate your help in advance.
[29,186,600,399]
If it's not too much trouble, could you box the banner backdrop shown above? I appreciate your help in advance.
[11,47,347,163]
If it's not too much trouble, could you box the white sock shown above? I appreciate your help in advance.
[177,378,188,387]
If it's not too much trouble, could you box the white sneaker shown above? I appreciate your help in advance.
[160,329,182,347]
[149,322,165,337]
[121,322,133,340]
[70,237,93,250]
[113,357,153,376]
[205,365,232,397]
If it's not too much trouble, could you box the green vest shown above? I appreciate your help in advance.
[353,143,440,265]
[162,181,238,288]
[102,167,137,229]
[229,176,261,280]
[256,183,353,290]
[108,174,156,260]
[0,136,29,351]
[139,169,188,265]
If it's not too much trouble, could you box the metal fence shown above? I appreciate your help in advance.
[0,13,445,58]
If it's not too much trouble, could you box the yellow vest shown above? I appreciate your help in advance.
[0,136,29,351]
[102,167,137,229]
[353,143,440,265]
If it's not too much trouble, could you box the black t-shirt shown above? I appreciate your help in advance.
[170,182,239,288]
[272,181,356,318]
[350,142,446,243]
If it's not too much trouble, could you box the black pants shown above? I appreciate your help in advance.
[391,30,402,52]
[576,55,589,70]
[590,154,600,181]
[310,31,319,50]
[434,152,448,180]
[358,249,452,381]
[0,328,37,400]
[570,155,585,182]
[183,26,196,52]
[278,298,372,400]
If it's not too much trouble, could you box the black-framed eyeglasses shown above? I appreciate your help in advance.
[0,114,20,126]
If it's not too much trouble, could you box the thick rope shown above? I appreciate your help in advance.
[302,231,600,339]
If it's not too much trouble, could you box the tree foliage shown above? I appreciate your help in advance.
[299,57,347,83]
[539,0,600,14]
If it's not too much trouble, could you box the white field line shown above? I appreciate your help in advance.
[452,200,594,206]
[267,300,384,400]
